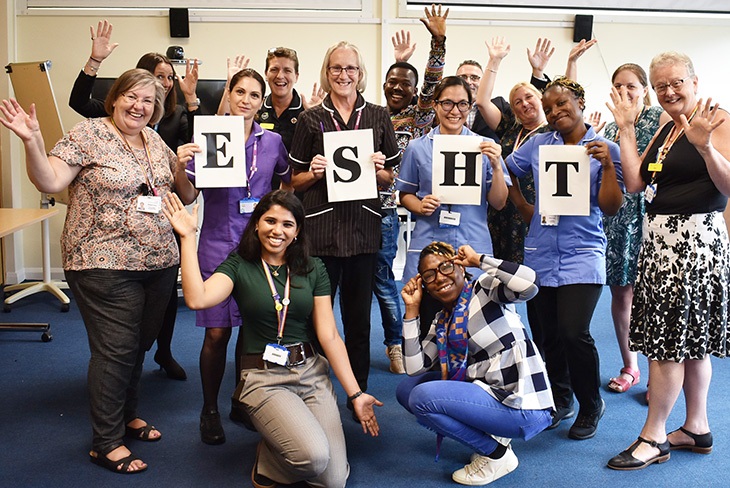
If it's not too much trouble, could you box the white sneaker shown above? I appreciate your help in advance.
[386,345,405,374]
[452,445,519,486]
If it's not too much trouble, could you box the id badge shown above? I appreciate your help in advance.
[540,215,560,226]
[262,343,289,366]
[439,210,461,228]
[239,197,260,214]
[645,183,657,203]
[137,195,162,214]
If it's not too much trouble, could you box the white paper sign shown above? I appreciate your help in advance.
[324,128,377,202]
[538,145,590,216]
[193,115,247,188]
[432,134,483,205]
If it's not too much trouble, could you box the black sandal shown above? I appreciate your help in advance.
[125,422,161,442]
[668,426,713,454]
[607,437,670,471]
[89,451,147,474]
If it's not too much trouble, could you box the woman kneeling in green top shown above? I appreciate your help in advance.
[163,189,382,488]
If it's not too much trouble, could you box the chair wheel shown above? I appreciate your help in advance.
[61,303,70,313]
[3,304,10,313]
[41,332,53,342]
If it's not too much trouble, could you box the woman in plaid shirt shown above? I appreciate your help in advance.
[398,242,553,486]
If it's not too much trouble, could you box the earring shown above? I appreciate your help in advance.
[255,227,258,232]
[294,236,298,242]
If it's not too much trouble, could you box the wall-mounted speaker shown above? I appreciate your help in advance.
[573,14,593,43]
[169,8,190,38]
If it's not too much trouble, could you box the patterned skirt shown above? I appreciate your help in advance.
[630,212,730,361]
[603,192,644,286]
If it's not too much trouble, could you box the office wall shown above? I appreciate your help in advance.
[3,4,730,279]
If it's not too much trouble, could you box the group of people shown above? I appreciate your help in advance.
[1,4,728,486]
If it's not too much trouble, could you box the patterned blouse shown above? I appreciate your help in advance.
[50,118,179,271]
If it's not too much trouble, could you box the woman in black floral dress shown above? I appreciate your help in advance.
[607,52,730,471]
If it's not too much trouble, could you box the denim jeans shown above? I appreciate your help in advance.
[66,267,177,455]
[373,208,403,346]
[396,372,552,456]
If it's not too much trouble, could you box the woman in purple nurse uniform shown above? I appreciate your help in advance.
[175,68,291,445]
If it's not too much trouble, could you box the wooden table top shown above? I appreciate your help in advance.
[0,208,60,238]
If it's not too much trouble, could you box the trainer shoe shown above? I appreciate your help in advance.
[452,445,519,486]
[386,345,406,374]
[547,404,575,430]
[568,399,605,440]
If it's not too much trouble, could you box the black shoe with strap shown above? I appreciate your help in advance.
[668,426,713,454]
[607,437,670,470]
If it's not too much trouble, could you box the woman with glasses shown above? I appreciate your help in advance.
[289,41,400,400]
[397,242,553,486]
[505,78,623,440]
[396,76,508,335]
[1,69,180,474]
[175,68,290,445]
[606,52,730,470]
[69,20,201,381]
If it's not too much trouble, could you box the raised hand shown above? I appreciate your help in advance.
[226,55,250,85]
[179,59,200,100]
[392,30,416,63]
[587,111,605,133]
[419,3,449,39]
[162,192,199,238]
[568,38,598,64]
[486,37,511,61]
[456,245,481,268]
[302,83,326,109]
[527,37,555,73]
[606,85,642,131]
[683,98,727,150]
[0,99,40,142]
[401,275,424,309]
[90,19,118,62]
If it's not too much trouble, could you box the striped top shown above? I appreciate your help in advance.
[403,255,555,411]
[289,93,401,256]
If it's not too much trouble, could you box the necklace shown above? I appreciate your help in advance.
[267,262,283,277]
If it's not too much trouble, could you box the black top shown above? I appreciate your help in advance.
[68,70,195,150]
[255,89,304,151]
[641,120,727,214]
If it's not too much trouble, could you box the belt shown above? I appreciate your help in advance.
[241,342,315,370]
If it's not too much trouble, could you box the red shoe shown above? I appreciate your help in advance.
[608,367,640,393]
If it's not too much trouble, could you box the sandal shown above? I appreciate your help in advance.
[668,426,713,454]
[608,367,640,393]
[89,450,147,474]
[125,421,161,442]
[607,437,670,471]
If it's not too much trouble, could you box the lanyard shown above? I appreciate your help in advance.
[649,105,698,182]
[261,258,291,343]
[514,122,547,151]
[111,118,157,195]
[247,138,258,199]
[329,108,362,132]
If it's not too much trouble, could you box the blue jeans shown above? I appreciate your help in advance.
[396,372,552,456]
[373,208,403,346]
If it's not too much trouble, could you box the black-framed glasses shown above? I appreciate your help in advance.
[652,77,690,94]
[420,260,456,284]
[434,99,471,113]
[327,66,360,76]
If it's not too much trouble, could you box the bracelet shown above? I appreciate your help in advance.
[85,64,98,73]
[347,390,363,402]
[89,56,102,64]
[187,98,201,107]
[488,68,498,73]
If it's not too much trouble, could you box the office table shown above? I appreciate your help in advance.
[1,208,66,341]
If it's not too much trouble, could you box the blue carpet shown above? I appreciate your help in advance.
[1,286,728,487]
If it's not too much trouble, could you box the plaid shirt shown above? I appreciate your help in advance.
[403,255,555,411]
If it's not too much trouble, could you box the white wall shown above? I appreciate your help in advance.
[2,3,730,280]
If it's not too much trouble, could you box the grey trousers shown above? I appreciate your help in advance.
[240,354,349,488]
[66,267,177,455]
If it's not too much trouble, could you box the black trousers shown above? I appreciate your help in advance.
[318,253,377,392]
[530,284,603,414]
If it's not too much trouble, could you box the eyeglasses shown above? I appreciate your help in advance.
[121,92,155,107]
[434,99,471,113]
[327,65,360,76]
[652,77,690,94]
[420,260,456,284]
[458,74,481,83]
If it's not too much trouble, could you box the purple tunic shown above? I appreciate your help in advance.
[187,122,291,327]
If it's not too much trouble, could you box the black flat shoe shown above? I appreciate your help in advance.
[668,426,713,454]
[200,411,225,445]
[154,351,187,381]
[547,404,575,430]
[607,437,670,471]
